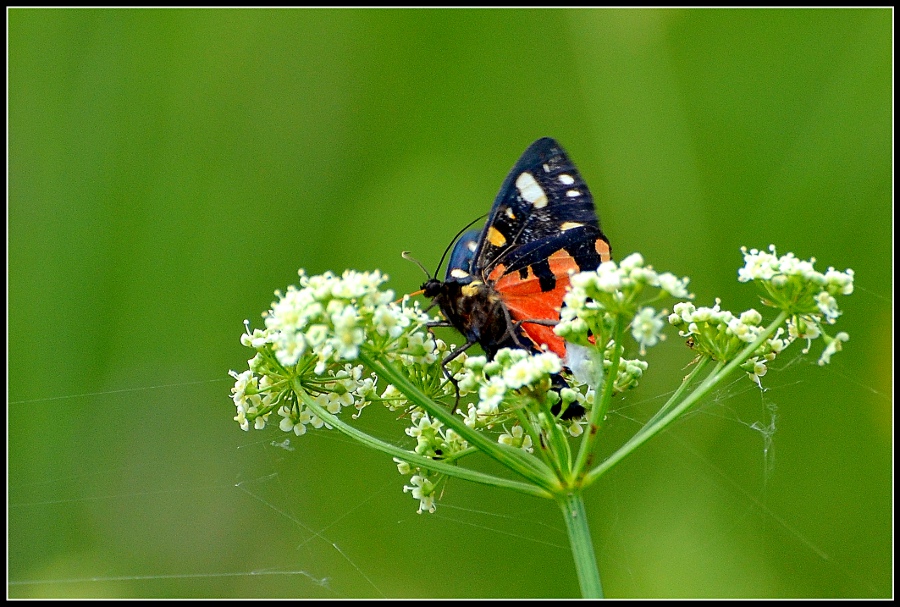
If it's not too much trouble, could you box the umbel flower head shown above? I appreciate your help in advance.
[229,246,853,515]
[555,252,691,369]
[738,245,854,320]
[229,267,616,512]
[738,245,853,366]
[668,246,853,381]
[230,269,447,435]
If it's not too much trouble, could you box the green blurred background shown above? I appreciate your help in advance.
[8,8,892,598]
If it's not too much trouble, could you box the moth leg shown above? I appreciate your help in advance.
[426,320,454,328]
[515,319,559,328]
[507,318,562,351]
[498,305,533,351]
[424,320,453,349]
[440,339,478,413]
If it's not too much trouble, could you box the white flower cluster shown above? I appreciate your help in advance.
[395,454,441,514]
[394,407,469,515]
[460,349,559,417]
[555,253,691,353]
[230,368,278,432]
[734,245,854,367]
[668,300,789,382]
[738,245,854,322]
[669,301,767,347]
[405,410,468,459]
[230,269,440,434]
[248,269,428,372]
[456,348,587,437]
[609,355,650,394]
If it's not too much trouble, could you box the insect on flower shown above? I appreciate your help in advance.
[414,138,612,418]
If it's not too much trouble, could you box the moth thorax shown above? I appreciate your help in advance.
[460,281,485,298]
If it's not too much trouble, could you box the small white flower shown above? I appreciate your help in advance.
[274,330,307,367]
[629,266,657,285]
[478,378,507,414]
[280,415,307,436]
[670,301,695,323]
[393,457,412,475]
[373,304,409,338]
[498,424,533,452]
[746,357,768,386]
[503,362,533,389]
[825,268,855,295]
[631,307,665,354]
[305,324,329,347]
[403,475,437,514]
[727,317,758,343]
[657,272,692,298]
[818,332,849,366]
[594,263,625,292]
[566,419,585,437]
[815,291,841,323]
[787,317,821,341]
[229,370,257,407]
[233,408,249,431]
[740,309,762,325]
[619,252,644,271]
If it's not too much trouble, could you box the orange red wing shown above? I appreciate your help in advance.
[489,250,583,357]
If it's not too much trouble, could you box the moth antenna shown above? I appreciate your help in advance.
[433,213,487,277]
[401,251,432,278]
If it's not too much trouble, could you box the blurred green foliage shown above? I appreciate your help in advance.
[9,8,891,598]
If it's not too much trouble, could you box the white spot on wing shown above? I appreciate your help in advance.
[566,189,581,198]
[560,221,584,231]
[542,163,551,173]
[450,268,470,279]
[558,174,575,185]
[466,240,477,252]
[515,172,549,208]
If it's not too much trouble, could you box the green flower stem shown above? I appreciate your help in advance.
[293,379,552,499]
[637,355,712,432]
[558,491,603,598]
[583,309,790,487]
[514,406,564,478]
[542,411,575,480]
[573,318,624,479]
[358,351,559,491]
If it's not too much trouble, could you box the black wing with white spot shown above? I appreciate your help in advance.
[471,137,607,280]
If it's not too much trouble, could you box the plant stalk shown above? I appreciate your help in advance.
[558,491,603,598]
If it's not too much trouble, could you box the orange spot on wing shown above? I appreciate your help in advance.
[595,238,612,262]
[487,226,507,247]
[487,263,507,283]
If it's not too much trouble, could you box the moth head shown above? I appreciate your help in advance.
[421,278,443,299]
